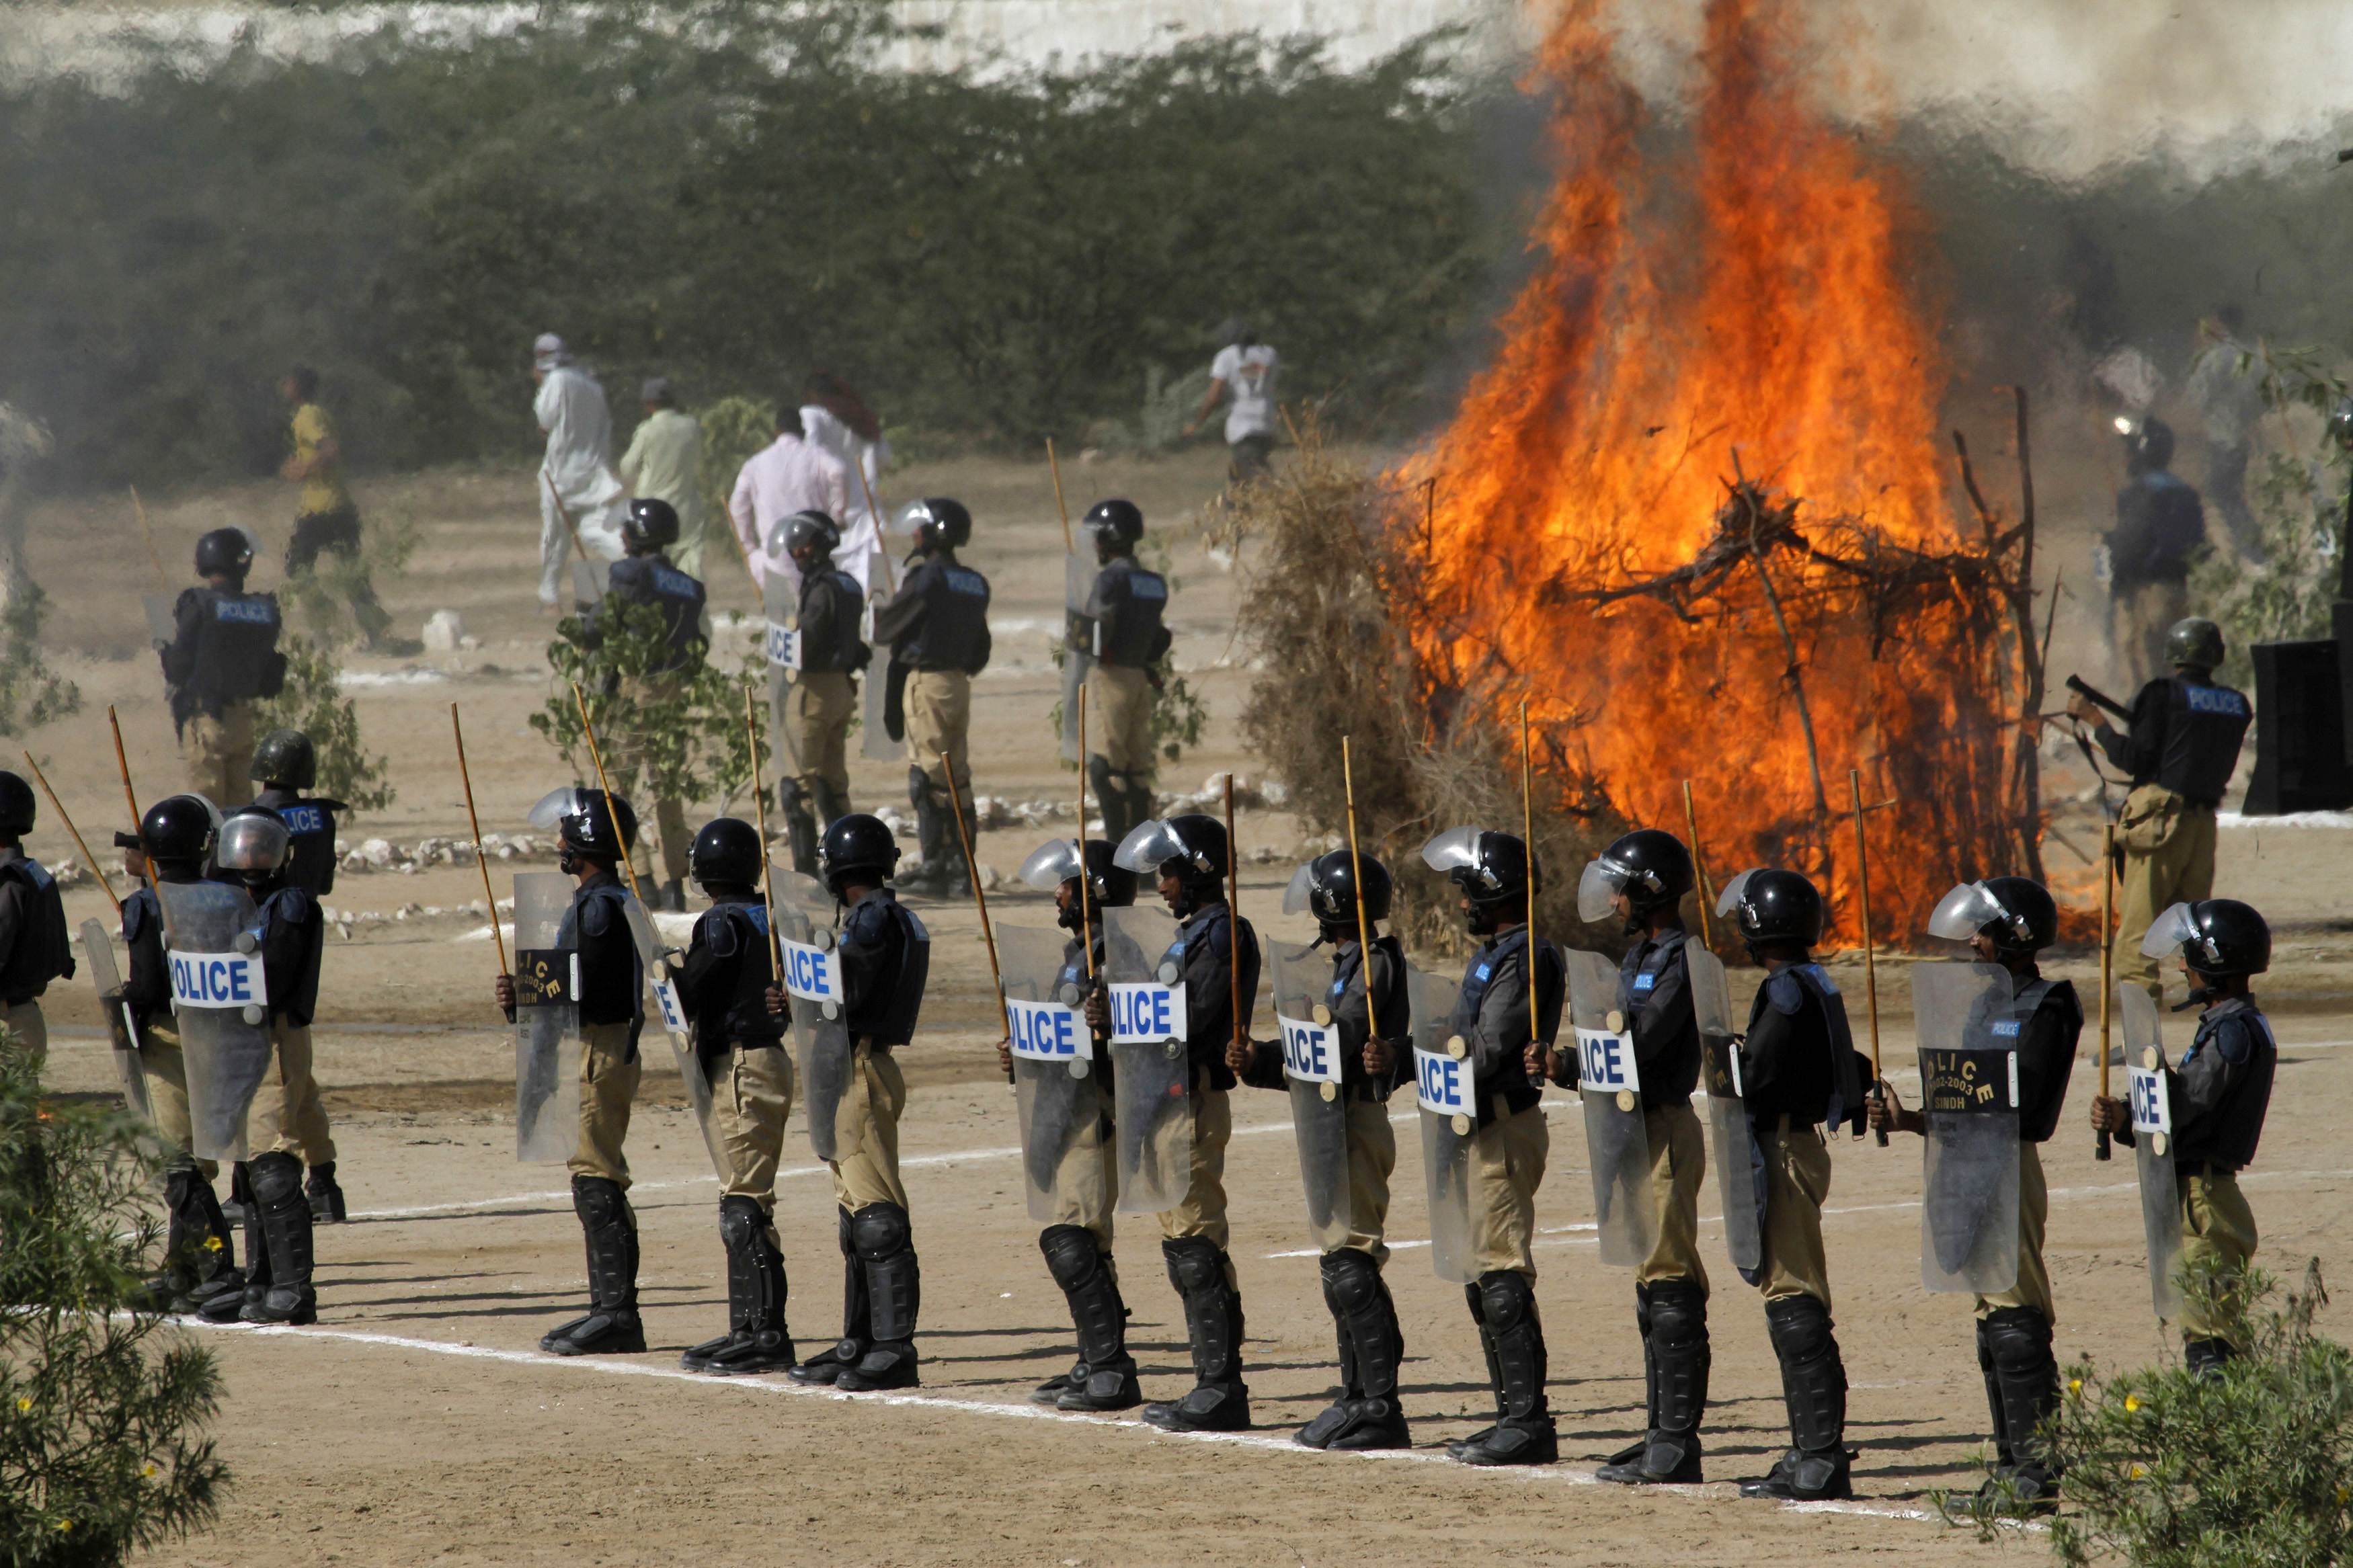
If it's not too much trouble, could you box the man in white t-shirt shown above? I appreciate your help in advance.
[1185,319,1279,481]
[727,403,851,593]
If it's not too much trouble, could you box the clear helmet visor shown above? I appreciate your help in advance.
[1113,819,1187,875]
[1578,858,1627,923]
[1714,868,1761,920]
[2141,901,2201,960]
[1018,838,1082,892]
[890,500,934,539]
[1282,862,1317,915]
[1927,881,2005,944]
[1419,825,1484,875]
[527,786,592,831]
[215,813,290,872]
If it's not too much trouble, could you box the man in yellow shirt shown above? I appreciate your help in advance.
[280,366,391,650]
[617,378,711,581]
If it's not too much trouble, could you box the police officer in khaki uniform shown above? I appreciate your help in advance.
[2065,616,2249,1001]
[771,511,868,875]
[494,788,649,1356]
[596,499,709,911]
[1421,827,1563,1467]
[0,770,72,1065]
[873,499,990,898]
[772,813,932,1393]
[157,528,286,804]
[674,818,799,1376]
[249,727,348,1222]
[1072,500,1171,850]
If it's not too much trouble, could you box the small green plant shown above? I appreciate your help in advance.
[0,1029,229,1563]
[278,508,414,651]
[696,397,777,550]
[0,581,81,738]
[1047,534,1209,774]
[530,597,753,812]
[251,634,395,814]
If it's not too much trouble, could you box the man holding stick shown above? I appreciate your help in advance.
[1070,501,1170,850]
[532,335,627,610]
[873,499,990,899]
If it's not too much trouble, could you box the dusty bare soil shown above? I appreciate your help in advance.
[18,450,2353,1566]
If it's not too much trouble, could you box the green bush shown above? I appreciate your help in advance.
[0,581,81,739]
[252,635,396,815]
[530,597,754,813]
[0,1031,228,1563]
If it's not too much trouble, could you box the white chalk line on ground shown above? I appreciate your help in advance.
[175,1314,1934,1526]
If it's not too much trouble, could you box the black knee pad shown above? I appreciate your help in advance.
[1320,1249,1382,1315]
[1983,1307,2053,1374]
[850,1201,911,1262]
[1765,1294,1836,1370]
[573,1174,630,1231]
[1040,1225,1104,1290]
[1162,1236,1225,1296]
[249,1151,304,1206]
[1477,1270,1534,1333]
[1646,1280,1707,1352]
[719,1193,766,1252]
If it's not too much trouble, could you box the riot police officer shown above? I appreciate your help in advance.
[1072,501,1170,849]
[873,499,990,898]
[0,768,72,1066]
[249,727,348,1222]
[996,836,1144,1413]
[770,813,931,1392]
[675,817,798,1376]
[1568,829,1713,1486]
[1872,876,2081,1516]
[198,807,326,1325]
[1421,827,1562,1467]
[157,528,286,804]
[2103,417,2208,688]
[1231,849,1412,1450]
[598,498,710,911]
[1100,814,1260,1432]
[1717,868,1868,1501]
[493,788,649,1356]
[771,510,869,876]
[2065,616,2249,1001]
[2091,899,2277,1375]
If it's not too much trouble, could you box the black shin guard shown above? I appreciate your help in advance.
[243,1151,317,1324]
[834,1202,920,1391]
[1453,1272,1555,1466]
[1741,1295,1849,1499]
[1985,1308,2061,1499]
[1975,1316,2012,1469]
[1310,1249,1409,1450]
[1142,1237,1249,1432]
[790,1207,869,1384]
[543,1175,645,1356]
[697,1195,794,1375]
[1041,1225,1139,1410]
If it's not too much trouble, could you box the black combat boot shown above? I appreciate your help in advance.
[1452,1271,1556,1466]
[837,1202,921,1391]
[1086,757,1127,850]
[783,784,820,876]
[895,770,947,896]
[1312,1248,1410,1452]
[1943,1307,2061,1518]
[692,1196,797,1376]
[2184,1335,2234,1378]
[1039,1226,1142,1411]
[1602,1282,1657,1467]
[1597,1279,1708,1484]
[1741,1295,1851,1500]
[791,1207,871,1385]
[1446,1280,1507,1459]
[200,1166,272,1323]
[541,1175,645,1355]
[305,1160,347,1224]
[1142,1237,1250,1432]
[172,1170,244,1316]
[241,1151,319,1325]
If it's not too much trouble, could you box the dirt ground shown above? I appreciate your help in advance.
[17,448,2353,1567]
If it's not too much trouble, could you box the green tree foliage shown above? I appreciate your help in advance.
[0,583,81,739]
[530,597,753,812]
[252,634,396,814]
[0,1033,229,1563]
[696,396,780,550]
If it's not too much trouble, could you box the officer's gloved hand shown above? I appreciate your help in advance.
[493,973,516,1023]
[764,983,788,1020]
[1083,987,1111,1037]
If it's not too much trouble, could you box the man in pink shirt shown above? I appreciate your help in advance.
[729,405,852,591]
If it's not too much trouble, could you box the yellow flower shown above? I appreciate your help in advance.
[54,1520,71,1534]
[13,1397,27,1413]
[202,1235,225,1253]
[2069,1377,2084,1396]
[2129,1464,2147,1480]
[2124,1395,2141,1412]
[141,1464,158,1479]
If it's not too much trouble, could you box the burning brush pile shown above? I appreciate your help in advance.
[1234,0,2050,951]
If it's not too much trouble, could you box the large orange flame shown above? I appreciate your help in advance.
[1402,0,2025,942]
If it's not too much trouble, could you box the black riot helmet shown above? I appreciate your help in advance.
[1019,837,1138,932]
[120,794,218,871]
[2118,413,2176,474]
[899,497,972,552]
[782,509,842,563]
[251,727,318,791]
[1927,876,2058,956]
[622,498,680,554]
[688,817,763,889]
[1579,829,1695,927]
[1716,868,1824,952]
[0,770,33,837]
[528,786,637,866]
[2165,616,2225,675]
[1421,826,1537,936]
[194,526,254,582]
[820,813,901,898]
[2142,899,2270,980]
[1114,814,1228,891]
[1083,499,1145,563]
[1283,850,1392,936]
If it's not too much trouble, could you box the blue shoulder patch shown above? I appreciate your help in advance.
[578,891,614,939]
[1632,971,1656,992]
[945,567,990,598]
[1765,970,1806,1016]
[702,909,740,959]
[653,567,699,600]
[2213,1017,2254,1065]
[1129,574,1168,600]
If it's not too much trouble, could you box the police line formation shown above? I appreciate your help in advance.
[0,493,2274,1518]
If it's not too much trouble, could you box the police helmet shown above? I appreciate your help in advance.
[2118,413,2176,472]
[0,770,33,837]
[1716,867,1824,950]
[1113,814,1228,889]
[1018,837,1138,927]
[898,497,972,552]
[251,728,318,792]
[2165,616,2225,674]
[1282,850,1392,931]
[216,807,292,875]
[1927,876,2057,954]
[688,817,763,888]
[622,498,680,553]
[528,786,637,861]
[1578,829,1695,923]
[120,794,219,868]
[1083,499,1145,559]
[1421,827,1536,911]
[820,813,901,897]
[2141,899,2270,978]
[782,510,842,560]
[194,526,255,581]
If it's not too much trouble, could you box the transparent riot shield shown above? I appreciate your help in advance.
[511,872,582,1163]
[78,918,152,1124]
[570,558,608,610]
[775,871,856,1161]
[1000,923,1107,1223]
[143,593,177,649]
[1408,965,1476,1284]
[2118,985,2184,1320]
[1689,945,1761,1274]
[1060,552,1094,764]
[1914,960,2021,1294]
[157,880,274,1163]
[859,555,896,761]
[764,569,802,717]
[624,899,728,1182]
[1270,938,1352,1251]
[1103,903,1192,1213]
[1566,947,1656,1268]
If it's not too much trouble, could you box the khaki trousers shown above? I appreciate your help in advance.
[777,671,854,802]
[1043,1085,1119,1253]
[184,705,256,807]
[2177,1168,2259,1341]
[904,669,971,794]
[830,1044,909,1212]
[569,1022,642,1187]
[1330,1096,1397,1262]
[2110,579,2191,691]
[2113,784,2219,1000]
[3,1000,46,1065]
[1976,1141,2055,1323]
[137,1016,220,1182]
[1755,1121,1834,1309]
[1636,1100,1710,1292]
[613,675,690,886]
[289,1074,336,1166]
[714,1042,797,1208]
[1468,1100,1550,1280]
[245,1018,322,1159]
[1088,663,1156,784]
[1155,1081,1234,1268]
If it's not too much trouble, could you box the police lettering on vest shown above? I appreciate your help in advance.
[2157,677,2252,804]
[1087,560,1172,669]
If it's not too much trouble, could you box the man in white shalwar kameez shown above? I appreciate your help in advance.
[797,372,893,595]
[727,405,852,596]
[532,333,627,609]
